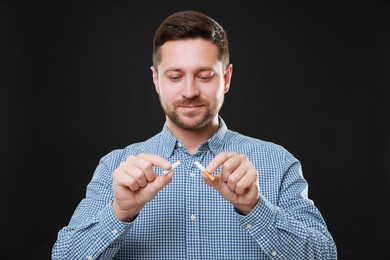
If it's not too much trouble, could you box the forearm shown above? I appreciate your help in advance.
[237,196,337,259]
[52,202,132,260]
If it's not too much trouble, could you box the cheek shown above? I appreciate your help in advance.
[205,86,224,100]
[159,87,179,104]
[159,79,186,98]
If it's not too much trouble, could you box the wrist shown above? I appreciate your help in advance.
[234,197,260,216]
[112,199,139,222]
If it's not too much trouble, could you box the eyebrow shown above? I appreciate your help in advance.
[163,66,215,74]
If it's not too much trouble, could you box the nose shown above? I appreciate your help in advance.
[181,77,200,99]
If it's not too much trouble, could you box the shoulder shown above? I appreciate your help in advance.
[99,132,164,167]
[225,129,296,163]
[225,129,286,152]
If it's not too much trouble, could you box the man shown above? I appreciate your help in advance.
[52,10,337,259]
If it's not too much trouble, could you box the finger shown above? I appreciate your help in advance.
[114,168,141,191]
[225,162,246,192]
[125,166,148,188]
[220,154,244,183]
[119,158,149,187]
[138,153,171,169]
[137,154,172,172]
[234,168,258,195]
[136,154,172,181]
[206,152,236,174]
[145,172,174,197]
[129,157,155,183]
[203,172,222,190]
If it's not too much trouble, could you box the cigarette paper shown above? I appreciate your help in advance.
[194,161,215,181]
[162,160,182,175]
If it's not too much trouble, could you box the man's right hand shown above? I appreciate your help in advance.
[112,154,173,222]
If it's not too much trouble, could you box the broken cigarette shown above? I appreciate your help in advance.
[162,160,182,175]
[194,161,215,181]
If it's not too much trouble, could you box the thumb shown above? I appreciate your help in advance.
[145,172,174,197]
[203,173,222,191]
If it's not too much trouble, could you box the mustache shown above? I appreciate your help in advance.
[174,97,204,106]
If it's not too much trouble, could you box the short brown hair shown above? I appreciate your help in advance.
[152,10,229,69]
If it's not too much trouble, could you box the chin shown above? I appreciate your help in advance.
[175,115,212,130]
[165,106,218,130]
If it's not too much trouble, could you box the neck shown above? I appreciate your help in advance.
[166,116,219,154]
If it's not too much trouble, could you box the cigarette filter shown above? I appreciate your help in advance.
[194,161,215,181]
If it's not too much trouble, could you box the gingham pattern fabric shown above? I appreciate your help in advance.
[52,118,337,259]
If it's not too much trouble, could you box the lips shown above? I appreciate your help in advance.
[179,104,202,108]
[178,104,203,111]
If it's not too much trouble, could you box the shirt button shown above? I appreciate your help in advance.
[190,214,196,221]
[190,172,195,177]
[271,250,277,257]
[87,256,93,260]
[246,224,252,229]
[177,142,182,147]
[112,228,119,235]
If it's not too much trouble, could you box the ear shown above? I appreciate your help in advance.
[150,66,160,94]
[223,64,233,93]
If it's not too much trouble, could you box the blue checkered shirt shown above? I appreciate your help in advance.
[52,118,337,259]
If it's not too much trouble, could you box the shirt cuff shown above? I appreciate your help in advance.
[97,200,134,245]
[236,194,278,233]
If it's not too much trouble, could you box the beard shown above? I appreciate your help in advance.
[161,96,223,130]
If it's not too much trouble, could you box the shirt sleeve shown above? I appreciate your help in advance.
[51,151,133,259]
[235,151,337,259]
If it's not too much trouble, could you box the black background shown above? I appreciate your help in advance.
[1,1,389,259]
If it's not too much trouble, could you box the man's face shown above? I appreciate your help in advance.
[151,38,232,130]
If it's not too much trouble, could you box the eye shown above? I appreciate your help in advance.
[167,74,182,82]
[198,73,214,81]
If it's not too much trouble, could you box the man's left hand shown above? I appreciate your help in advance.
[203,152,260,215]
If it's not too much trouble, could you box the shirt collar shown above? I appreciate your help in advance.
[160,123,179,159]
[207,116,228,155]
[160,116,228,158]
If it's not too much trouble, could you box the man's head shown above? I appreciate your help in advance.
[151,11,232,132]
[153,10,229,70]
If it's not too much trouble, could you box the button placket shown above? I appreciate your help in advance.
[185,154,202,258]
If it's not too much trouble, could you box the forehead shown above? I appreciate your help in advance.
[158,38,221,71]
